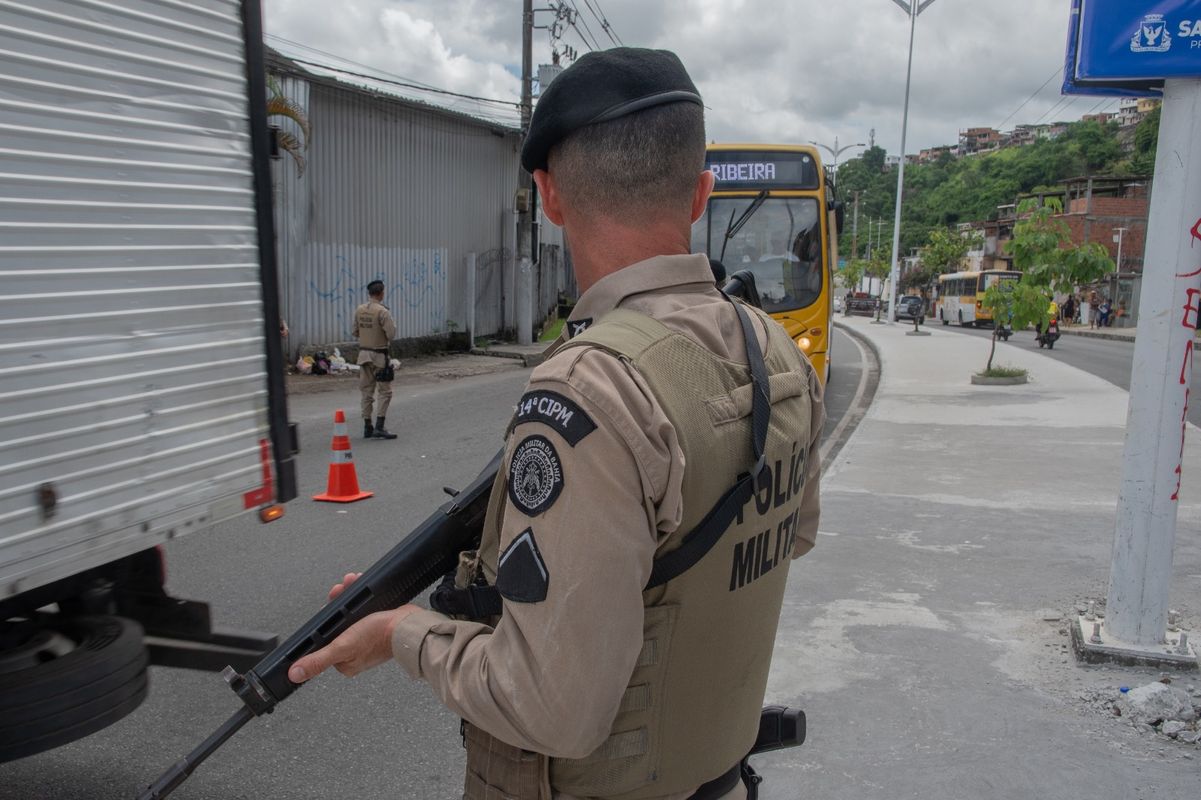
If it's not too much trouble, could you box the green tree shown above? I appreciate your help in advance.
[1009,198,1112,294]
[864,253,892,321]
[1128,107,1161,175]
[981,281,1049,373]
[908,227,982,290]
[841,258,866,295]
[976,197,1114,373]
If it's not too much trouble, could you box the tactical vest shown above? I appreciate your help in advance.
[469,305,815,800]
[355,301,389,349]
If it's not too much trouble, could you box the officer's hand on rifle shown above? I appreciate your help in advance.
[287,578,418,683]
[328,572,363,601]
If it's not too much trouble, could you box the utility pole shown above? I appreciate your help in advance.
[851,191,861,260]
[516,0,534,344]
[1113,226,1128,273]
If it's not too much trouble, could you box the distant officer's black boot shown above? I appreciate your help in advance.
[363,420,374,439]
[373,416,397,440]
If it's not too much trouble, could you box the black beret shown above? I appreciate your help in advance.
[520,47,702,174]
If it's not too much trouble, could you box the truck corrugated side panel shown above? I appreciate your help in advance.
[0,0,277,597]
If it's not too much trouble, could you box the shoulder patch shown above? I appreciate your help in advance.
[568,318,593,338]
[496,528,549,603]
[513,390,597,445]
[508,435,564,516]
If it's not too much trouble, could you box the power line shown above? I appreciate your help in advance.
[268,35,521,122]
[566,0,603,49]
[1033,93,1075,125]
[583,0,623,46]
[267,35,444,94]
[287,57,521,114]
[995,66,1062,130]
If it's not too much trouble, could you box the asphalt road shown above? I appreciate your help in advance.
[0,329,867,800]
[938,323,1201,427]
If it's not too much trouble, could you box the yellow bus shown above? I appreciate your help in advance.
[691,144,840,384]
[936,269,1021,327]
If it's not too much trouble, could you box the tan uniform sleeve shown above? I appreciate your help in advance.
[392,347,682,759]
[351,306,360,339]
[792,358,825,558]
[380,307,397,342]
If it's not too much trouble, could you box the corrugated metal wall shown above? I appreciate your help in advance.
[273,74,567,350]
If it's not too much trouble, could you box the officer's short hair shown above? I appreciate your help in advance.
[367,280,385,297]
[548,102,705,224]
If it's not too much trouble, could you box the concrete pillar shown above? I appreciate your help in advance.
[1105,79,1201,647]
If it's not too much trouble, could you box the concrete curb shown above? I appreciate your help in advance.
[1058,327,1137,343]
[825,320,881,465]
[971,373,1029,385]
[470,345,552,368]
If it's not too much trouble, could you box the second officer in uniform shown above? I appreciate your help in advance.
[291,48,824,799]
[352,280,398,440]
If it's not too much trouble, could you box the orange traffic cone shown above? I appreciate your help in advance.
[313,410,373,503]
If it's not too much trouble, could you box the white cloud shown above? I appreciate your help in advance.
[262,0,1100,153]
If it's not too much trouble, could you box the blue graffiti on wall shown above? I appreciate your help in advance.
[308,251,447,338]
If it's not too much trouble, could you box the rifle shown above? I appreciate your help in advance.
[136,450,502,800]
[137,274,776,799]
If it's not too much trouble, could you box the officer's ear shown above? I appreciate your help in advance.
[691,170,715,224]
[532,169,565,227]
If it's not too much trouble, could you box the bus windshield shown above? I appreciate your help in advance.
[697,196,822,313]
[980,271,1021,291]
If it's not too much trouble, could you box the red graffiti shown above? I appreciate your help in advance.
[1177,265,1201,279]
[1182,288,1201,329]
[1191,217,1201,247]
[1182,341,1195,386]
[1172,388,1191,502]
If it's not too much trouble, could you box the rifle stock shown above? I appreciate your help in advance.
[137,450,501,799]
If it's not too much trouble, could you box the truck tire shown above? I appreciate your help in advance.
[0,616,148,762]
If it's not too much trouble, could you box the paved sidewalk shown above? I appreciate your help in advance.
[756,317,1201,799]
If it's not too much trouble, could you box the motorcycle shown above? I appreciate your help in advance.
[1035,317,1060,349]
[995,322,1013,342]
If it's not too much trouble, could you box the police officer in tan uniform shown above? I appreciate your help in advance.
[352,280,398,440]
[291,48,823,800]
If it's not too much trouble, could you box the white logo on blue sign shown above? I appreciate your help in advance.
[1131,13,1172,53]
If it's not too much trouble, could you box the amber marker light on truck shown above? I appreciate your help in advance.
[796,336,812,351]
[259,505,286,523]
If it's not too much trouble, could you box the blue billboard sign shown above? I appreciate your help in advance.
[1065,0,1201,94]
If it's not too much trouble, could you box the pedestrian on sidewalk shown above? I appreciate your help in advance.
[1099,296,1112,328]
[289,47,823,800]
[1062,294,1076,327]
[1088,289,1100,329]
[352,280,398,440]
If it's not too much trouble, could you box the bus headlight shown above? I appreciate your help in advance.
[796,336,812,351]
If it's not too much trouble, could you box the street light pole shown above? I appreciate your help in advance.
[885,0,938,322]
[810,136,865,189]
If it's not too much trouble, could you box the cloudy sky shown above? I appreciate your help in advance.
[262,0,1105,157]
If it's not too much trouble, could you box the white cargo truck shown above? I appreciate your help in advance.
[0,0,297,760]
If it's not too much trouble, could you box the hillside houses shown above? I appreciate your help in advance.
[883,98,1159,167]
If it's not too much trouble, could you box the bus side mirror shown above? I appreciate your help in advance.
[831,200,845,236]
